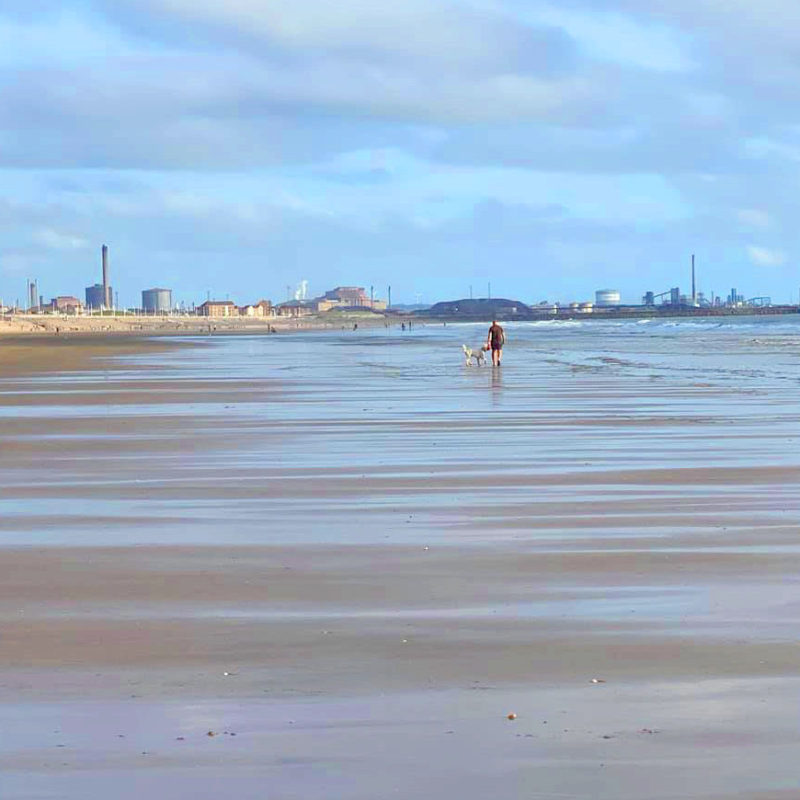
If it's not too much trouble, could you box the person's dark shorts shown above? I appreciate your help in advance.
[491,342,502,351]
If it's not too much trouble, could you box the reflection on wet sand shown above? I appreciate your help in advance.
[491,363,503,400]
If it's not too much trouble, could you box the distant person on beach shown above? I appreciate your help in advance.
[487,320,505,366]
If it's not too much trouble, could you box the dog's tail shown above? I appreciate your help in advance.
[462,344,469,353]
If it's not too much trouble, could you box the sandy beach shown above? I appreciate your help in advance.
[2,320,800,799]
[0,311,397,338]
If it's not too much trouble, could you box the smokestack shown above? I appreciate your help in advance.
[691,254,696,307]
[102,244,109,308]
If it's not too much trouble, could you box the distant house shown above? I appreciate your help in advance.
[275,300,313,317]
[239,299,273,317]
[198,300,238,317]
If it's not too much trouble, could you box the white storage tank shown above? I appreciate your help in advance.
[595,289,621,307]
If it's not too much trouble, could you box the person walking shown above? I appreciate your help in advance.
[487,320,505,366]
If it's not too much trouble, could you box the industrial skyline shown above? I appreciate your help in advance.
[6,239,796,316]
[3,245,794,316]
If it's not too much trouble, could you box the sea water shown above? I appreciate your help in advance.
[1,316,799,547]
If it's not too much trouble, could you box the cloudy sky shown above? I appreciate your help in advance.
[1,1,799,307]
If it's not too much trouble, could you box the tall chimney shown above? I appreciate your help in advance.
[102,244,110,308]
[691,254,696,307]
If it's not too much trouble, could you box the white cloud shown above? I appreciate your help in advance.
[737,209,772,228]
[34,228,88,250]
[524,4,693,72]
[0,251,34,275]
[746,245,786,267]
[144,0,545,68]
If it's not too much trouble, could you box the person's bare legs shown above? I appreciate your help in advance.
[492,348,501,366]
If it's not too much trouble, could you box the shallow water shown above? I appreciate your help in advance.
[2,317,800,547]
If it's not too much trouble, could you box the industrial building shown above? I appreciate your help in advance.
[595,289,621,307]
[643,286,683,307]
[85,283,112,309]
[728,288,744,307]
[82,245,114,309]
[43,296,83,313]
[27,280,39,311]
[313,286,387,312]
[643,255,705,309]
[142,288,172,313]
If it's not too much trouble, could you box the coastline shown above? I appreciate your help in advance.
[3,305,799,341]
[0,311,408,338]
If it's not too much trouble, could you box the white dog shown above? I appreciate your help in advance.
[462,344,487,366]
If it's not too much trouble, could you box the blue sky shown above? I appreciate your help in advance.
[1,1,799,306]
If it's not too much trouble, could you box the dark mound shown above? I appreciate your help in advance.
[423,298,532,319]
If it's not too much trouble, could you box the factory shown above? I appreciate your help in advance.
[642,255,703,308]
[26,279,40,311]
[272,285,388,314]
[84,245,113,310]
[312,286,387,312]
[42,296,83,314]
[85,284,110,310]
[641,256,773,310]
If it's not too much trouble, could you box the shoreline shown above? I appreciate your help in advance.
[3,307,799,341]
[0,311,412,338]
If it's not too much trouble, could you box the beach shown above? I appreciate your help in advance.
[0,311,400,338]
[2,319,800,799]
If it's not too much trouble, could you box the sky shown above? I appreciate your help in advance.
[1,1,799,307]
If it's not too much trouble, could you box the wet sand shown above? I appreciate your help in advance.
[2,324,800,798]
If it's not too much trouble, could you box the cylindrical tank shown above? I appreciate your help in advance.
[142,288,172,313]
[595,289,621,307]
